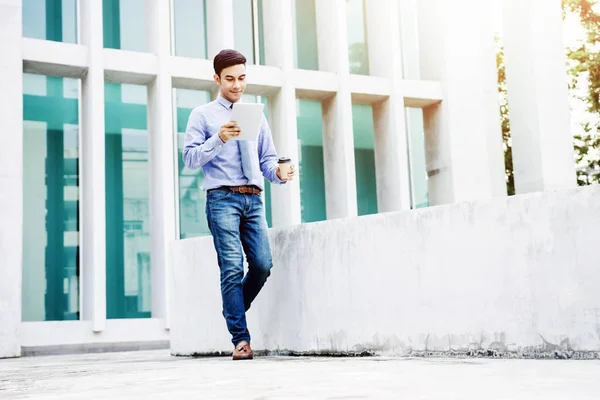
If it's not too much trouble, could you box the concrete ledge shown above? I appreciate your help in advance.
[22,38,88,79]
[169,186,600,358]
[20,319,169,348]
[22,341,169,357]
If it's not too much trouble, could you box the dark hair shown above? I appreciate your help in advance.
[214,49,247,77]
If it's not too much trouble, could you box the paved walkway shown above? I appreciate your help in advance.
[1,350,599,399]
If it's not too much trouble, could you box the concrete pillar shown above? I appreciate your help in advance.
[80,0,107,333]
[417,0,506,206]
[206,0,234,60]
[399,0,429,209]
[261,0,302,227]
[502,0,577,193]
[0,0,23,358]
[147,0,177,325]
[365,0,411,212]
[315,0,358,219]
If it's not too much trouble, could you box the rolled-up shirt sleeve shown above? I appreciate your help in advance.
[258,115,285,185]
[182,108,225,170]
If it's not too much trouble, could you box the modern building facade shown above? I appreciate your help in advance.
[0,0,576,357]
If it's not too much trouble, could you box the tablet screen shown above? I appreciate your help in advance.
[230,103,265,141]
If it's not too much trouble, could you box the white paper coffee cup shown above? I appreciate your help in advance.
[278,157,292,178]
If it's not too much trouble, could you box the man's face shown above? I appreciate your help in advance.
[214,64,246,103]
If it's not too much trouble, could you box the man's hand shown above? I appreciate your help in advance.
[218,122,241,143]
[276,164,296,181]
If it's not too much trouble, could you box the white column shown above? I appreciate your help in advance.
[206,0,234,100]
[417,0,506,206]
[315,0,358,219]
[399,0,429,209]
[80,0,107,333]
[0,0,22,358]
[206,0,234,60]
[147,0,176,324]
[365,0,411,212]
[502,0,577,193]
[261,0,302,227]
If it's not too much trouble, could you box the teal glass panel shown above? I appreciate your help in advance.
[103,0,147,52]
[22,74,80,322]
[242,95,272,227]
[346,0,369,75]
[293,0,319,70]
[176,89,212,239]
[233,0,257,64]
[352,104,378,216]
[257,0,266,66]
[297,99,326,222]
[173,0,208,58]
[105,83,151,319]
[406,108,429,208]
[23,0,77,43]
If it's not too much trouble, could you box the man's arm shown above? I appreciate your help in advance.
[182,108,226,170]
[258,115,285,184]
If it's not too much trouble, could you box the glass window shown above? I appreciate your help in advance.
[23,0,77,43]
[346,0,369,75]
[398,0,420,81]
[257,0,266,66]
[406,109,429,208]
[175,89,212,239]
[233,0,256,64]
[103,0,147,52]
[297,99,326,222]
[293,0,319,70]
[352,104,378,216]
[231,0,265,65]
[105,83,151,319]
[22,73,80,322]
[173,0,208,58]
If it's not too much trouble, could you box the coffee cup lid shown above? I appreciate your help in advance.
[278,157,291,163]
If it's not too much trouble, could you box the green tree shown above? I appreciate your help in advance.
[496,39,515,195]
[563,0,600,185]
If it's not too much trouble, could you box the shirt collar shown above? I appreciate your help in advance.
[217,94,241,110]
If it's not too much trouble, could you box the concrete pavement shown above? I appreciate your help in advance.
[1,350,599,399]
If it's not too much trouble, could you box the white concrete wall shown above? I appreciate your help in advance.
[0,0,23,359]
[170,185,600,357]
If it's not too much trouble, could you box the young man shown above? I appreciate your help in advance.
[182,49,295,360]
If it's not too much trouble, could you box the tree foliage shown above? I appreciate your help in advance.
[496,39,515,195]
[563,0,600,185]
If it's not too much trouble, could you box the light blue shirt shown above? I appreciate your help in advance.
[183,95,284,191]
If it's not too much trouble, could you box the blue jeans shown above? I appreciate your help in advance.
[205,188,273,346]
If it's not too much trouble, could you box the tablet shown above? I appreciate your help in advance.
[230,103,264,141]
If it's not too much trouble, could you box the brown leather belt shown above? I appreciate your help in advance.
[210,185,262,195]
